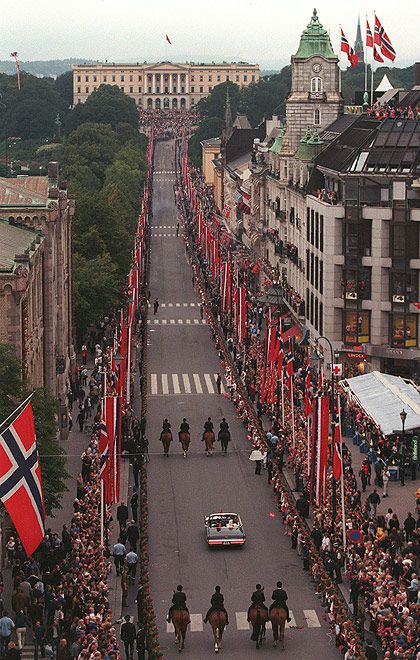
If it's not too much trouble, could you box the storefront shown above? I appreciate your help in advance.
[338,345,369,378]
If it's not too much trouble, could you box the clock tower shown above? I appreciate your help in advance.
[281,8,343,156]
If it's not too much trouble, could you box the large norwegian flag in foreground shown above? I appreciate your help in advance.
[0,403,45,555]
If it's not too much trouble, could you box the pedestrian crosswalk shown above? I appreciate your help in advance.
[154,170,176,174]
[149,302,198,307]
[147,319,206,325]
[152,225,178,229]
[151,233,176,237]
[149,373,225,396]
[166,609,321,633]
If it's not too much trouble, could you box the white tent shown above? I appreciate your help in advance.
[344,371,420,436]
[375,74,393,93]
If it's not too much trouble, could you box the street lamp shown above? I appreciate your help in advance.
[315,335,337,525]
[400,408,407,486]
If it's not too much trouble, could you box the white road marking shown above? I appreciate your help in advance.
[183,303,188,307]
[194,319,199,324]
[193,374,202,394]
[168,303,173,307]
[170,319,175,324]
[235,612,249,630]
[189,302,195,306]
[161,374,169,395]
[176,303,180,307]
[303,609,320,628]
[286,610,297,628]
[178,319,183,324]
[161,303,166,307]
[172,374,181,394]
[151,374,157,395]
[182,374,191,394]
[190,614,203,632]
[154,319,159,324]
[161,319,167,325]
[204,374,214,394]
[186,319,191,324]
[147,319,151,325]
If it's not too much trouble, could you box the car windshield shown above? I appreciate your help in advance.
[208,515,239,528]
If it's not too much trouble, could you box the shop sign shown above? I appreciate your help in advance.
[345,352,367,360]
[412,435,419,463]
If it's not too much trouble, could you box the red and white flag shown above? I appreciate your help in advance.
[333,422,343,481]
[340,28,359,67]
[373,46,384,63]
[165,34,172,44]
[0,403,45,555]
[374,14,396,61]
[310,396,330,506]
[366,18,374,49]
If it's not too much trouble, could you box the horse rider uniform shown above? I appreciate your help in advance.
[167,586,190,623]
[270,584,291,621]
[162,419,171,433]
[247,585,268,621]
[179,419,190,434]
[204,587,229,624]
[204,418,214,433]
[219,419,229,434]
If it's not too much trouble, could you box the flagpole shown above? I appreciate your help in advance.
[0,391,35,432]
[370,63,374,107]
[338,25,342,94]
[306,417,311,476]
[337,396,347,567]
[291,374,295,449]
[100,479,104,547]
[281,369,285,426]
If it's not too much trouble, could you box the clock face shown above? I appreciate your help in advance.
[312,63,322,73]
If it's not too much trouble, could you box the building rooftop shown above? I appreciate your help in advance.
[0,176,49,206]
[294,9,337,61]
[0,218,44,273]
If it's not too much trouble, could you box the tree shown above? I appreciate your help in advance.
[196,81,241,120]
[65,84,138,134]
[55,70,74,107]
[73,252,121,339]
[64,122,119,184]
[188,117,224,167]
[0,344,68,516]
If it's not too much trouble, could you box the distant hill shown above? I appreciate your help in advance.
[261,69,281,77]
[0,58,96,78]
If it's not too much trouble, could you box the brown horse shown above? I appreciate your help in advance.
[203,431,215,455]
[249,605,268,649]
[218,430,231,454]
[269,607,287,648]
[160,430,173,457]
[172,609,189,652]
[178,431,190,458]
[207,609,227,653]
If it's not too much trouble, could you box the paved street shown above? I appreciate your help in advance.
[137,140,341,658]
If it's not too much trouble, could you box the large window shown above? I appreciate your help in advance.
[311,77,323,93]
[343,310,370,344]
[391,314,417,348]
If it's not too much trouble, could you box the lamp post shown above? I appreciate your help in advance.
[400,408,407,486]
[316,335,337,526]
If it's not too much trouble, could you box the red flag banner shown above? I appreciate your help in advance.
[0,403,45,555]
[166,34,172,44]
[340,28,358,66]
[373,46,384,63]
[310,396,330,506]
[366,18,373,48]
[333,423,343,481]
[375,15,396,61]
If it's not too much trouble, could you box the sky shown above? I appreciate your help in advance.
[4,0,419,69]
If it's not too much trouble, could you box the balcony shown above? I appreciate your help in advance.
[308,91,327,102]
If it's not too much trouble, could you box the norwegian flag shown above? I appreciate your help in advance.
[333,422,343,481]
[285,352,294,377]
[374,45,384,63]
[375,14,396,61]
[340,28,358,66]
[223,204,231,220]
[366,18,374,49]
[0,403,45,556]
[303,359,312,418]
[165,34,172,44]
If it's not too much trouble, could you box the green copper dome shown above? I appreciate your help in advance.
[295,130,324,160]
[294,8,337,60]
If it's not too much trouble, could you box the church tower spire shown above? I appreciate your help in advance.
[354,15,364,64]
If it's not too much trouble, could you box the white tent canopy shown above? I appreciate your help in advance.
[375,74,393,93]
[344,371,420,436]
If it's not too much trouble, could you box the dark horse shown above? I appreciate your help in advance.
[160,430,173,457]
[269,606,287,648]
[178,431,190,458]
[217,430,231,454]
[249,605,268,649]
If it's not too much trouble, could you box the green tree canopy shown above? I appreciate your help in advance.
[196,81,241,120]
[188,117,224,166]
[55,70,74,107]
[64,122,119,184]
[65,84,138,134]
[0,344,68,516]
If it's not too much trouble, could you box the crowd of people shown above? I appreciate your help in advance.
[138,109,199,139]
[177,145,420,659]
[367,104,420,122]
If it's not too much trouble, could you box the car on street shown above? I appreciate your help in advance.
[204,512,246,547]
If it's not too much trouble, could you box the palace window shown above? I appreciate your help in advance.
[217,75,221,81]
[391,313,417,348]
[77,75,81,82]
[208,75,212,81]
[77,86,81,94]
[103,75,107,82]
[138,75,142,81]
[112,75,116,82]
[244,75,247,81]
[311,77,323,93]
[138,87,142,93]
[343,310,370,344]
[85,75,89,82]
[85,86,89,93]
[129,86,133,93]
[236,75,240,81]
[199,75,203,81]
[200,86,203,93]
[191,86,195,93]
[129,75,133,82]
[121,75,124,81]
[93,75,97,82]
[252,75,255,81]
